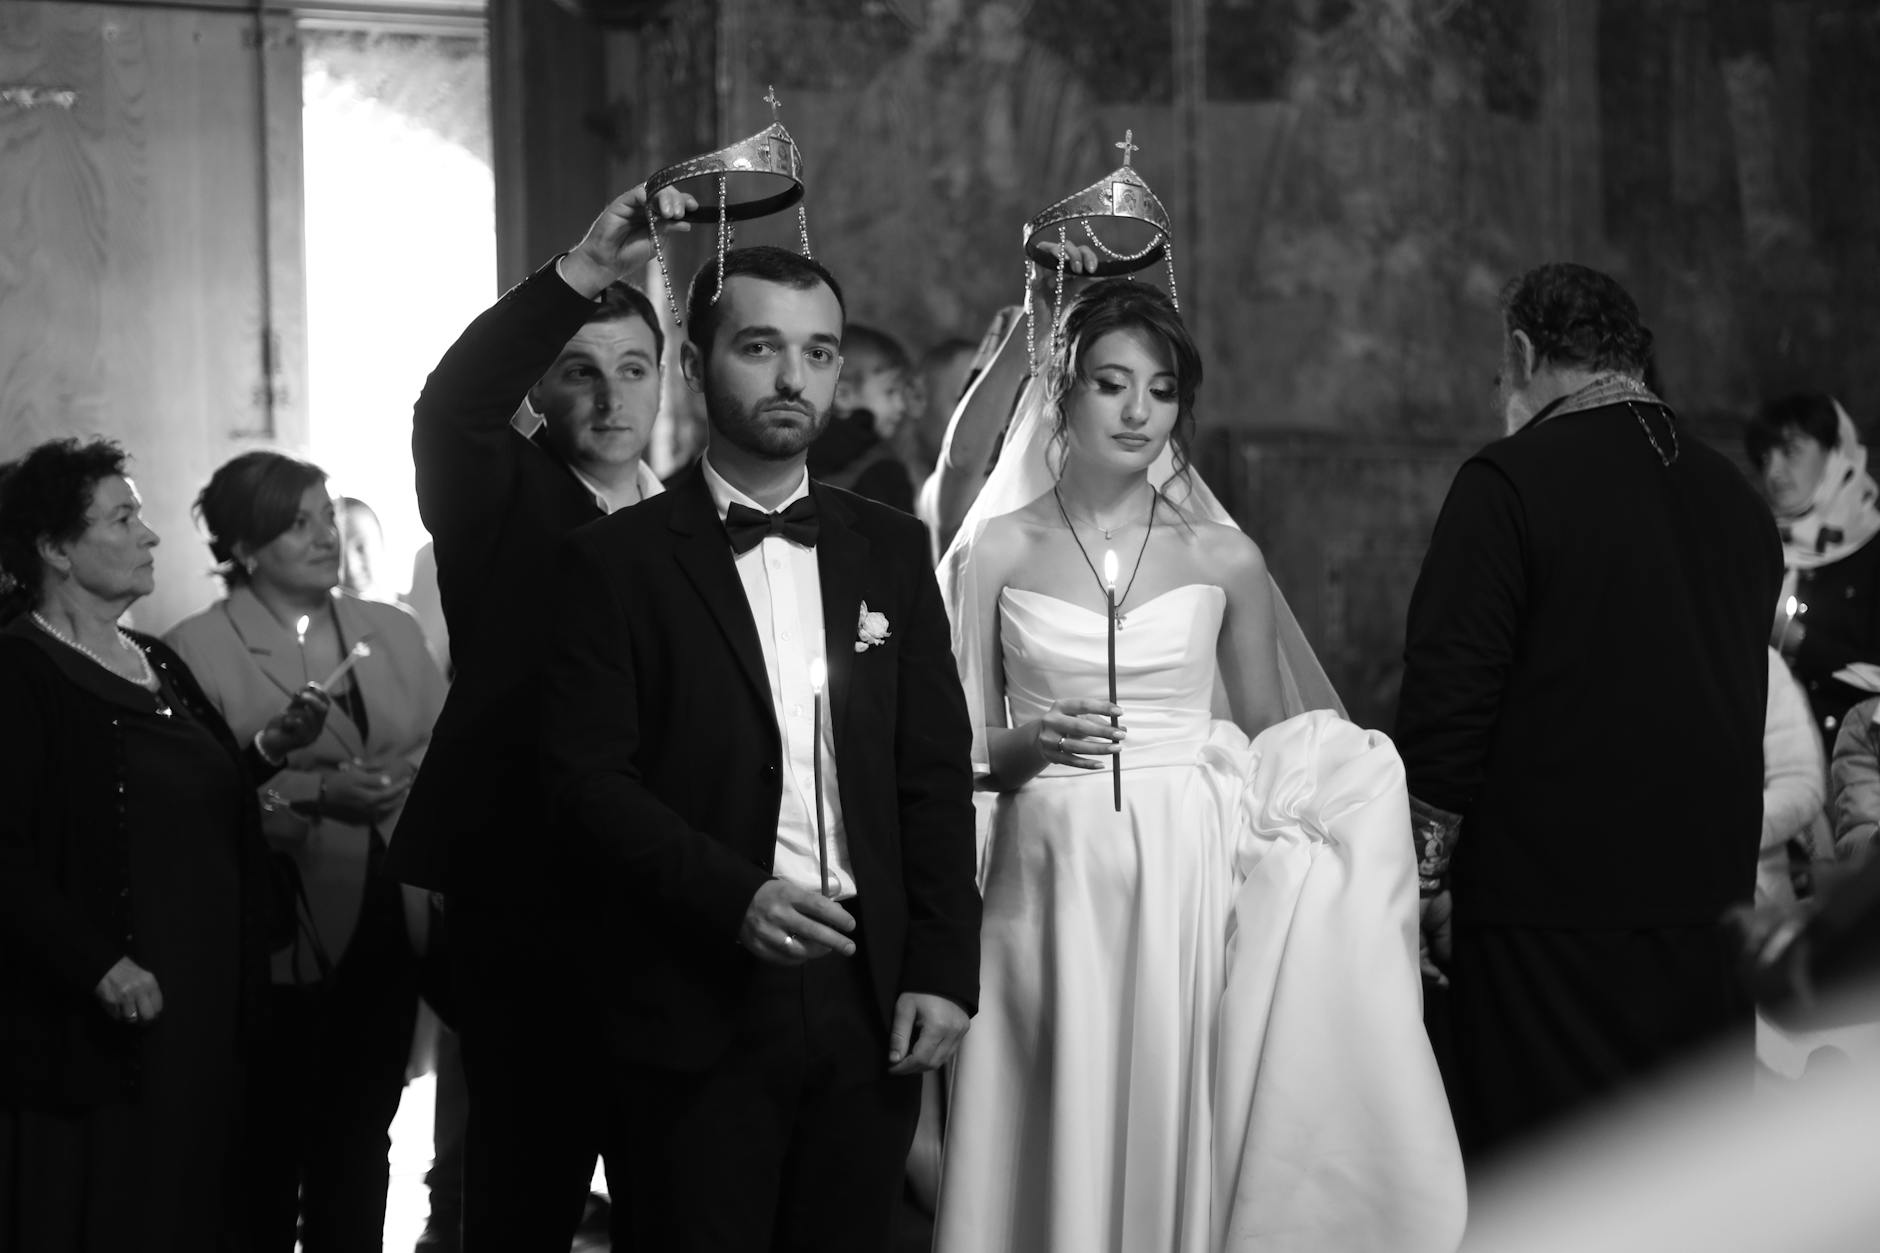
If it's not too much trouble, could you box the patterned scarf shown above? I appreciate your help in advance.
[1776,400,1880,573]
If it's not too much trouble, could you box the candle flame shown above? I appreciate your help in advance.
[809,657,826,694]
[294,615,310,642]
[1786,596,1797,617]
[1102,548,1119,590]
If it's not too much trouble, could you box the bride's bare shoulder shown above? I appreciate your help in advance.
[963,498,1055,585]
[977,493,1060,549]
[1184,517,1270,580]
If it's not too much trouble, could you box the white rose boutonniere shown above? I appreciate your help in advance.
[856,602,891,652]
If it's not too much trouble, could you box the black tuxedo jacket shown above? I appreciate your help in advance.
[388,262,606,899]
[542,470,981,1070]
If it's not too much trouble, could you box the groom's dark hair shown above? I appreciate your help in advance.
[685,246,846,357]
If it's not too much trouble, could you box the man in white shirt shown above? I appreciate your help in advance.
[542,244,981,1253]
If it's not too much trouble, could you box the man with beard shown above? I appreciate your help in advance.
[539,245,981,1252]
[389,183,692,1249]
[1395,262,1781,1164]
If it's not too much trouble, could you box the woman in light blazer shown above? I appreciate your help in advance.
[166,451,445,1253]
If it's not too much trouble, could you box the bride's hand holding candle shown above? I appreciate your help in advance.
[1032,698,1125,770]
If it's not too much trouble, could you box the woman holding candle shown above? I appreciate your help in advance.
[164,450,445,1251]
[0,437,329,1251]
[1746,394,1880,752]
[933,279,1464,1252]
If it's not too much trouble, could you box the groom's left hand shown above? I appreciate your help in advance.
[887,992,969,1075]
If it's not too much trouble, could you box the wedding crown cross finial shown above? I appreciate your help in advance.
[1115,129,1138,166]
[763,84,782,123]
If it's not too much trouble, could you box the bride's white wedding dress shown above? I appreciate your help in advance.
[931,582,1465,1253]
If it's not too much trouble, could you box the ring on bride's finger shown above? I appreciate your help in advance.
[1053,731,1064,752]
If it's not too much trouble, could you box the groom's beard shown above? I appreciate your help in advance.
[707,384,832,460]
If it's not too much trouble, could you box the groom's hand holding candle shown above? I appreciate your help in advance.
[740,879,857,967]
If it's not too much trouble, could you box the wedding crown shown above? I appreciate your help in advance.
[643,86,814,325]
[1022,130,1180,371]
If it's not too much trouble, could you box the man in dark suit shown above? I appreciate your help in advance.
[1396,262,1782,1164]
[388,183,695,1250]
[541,245,981,1253]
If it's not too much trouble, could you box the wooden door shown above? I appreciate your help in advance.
[0,1,306,631]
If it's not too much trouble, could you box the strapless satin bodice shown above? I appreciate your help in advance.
[999,583,1224,772]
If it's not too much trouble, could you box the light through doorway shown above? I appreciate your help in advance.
[302,18,495,608]
[298,14,493,1251]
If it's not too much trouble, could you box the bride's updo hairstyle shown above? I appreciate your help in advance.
[1046,278,1203,499]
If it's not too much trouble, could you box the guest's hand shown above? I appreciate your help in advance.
[1419,890,1453,987]
[94,957,163,1026]
[1029,241,1101,309]
[887,992,969,1075]
[740,879,857,966]
[260,683,331,759]
[1035,698,1125,770]
[313,761,413,825]
[560,183,698,298]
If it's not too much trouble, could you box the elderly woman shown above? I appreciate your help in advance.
[165,450,444,1252]
[0,438,326,1251]
[1749,394,1880,749]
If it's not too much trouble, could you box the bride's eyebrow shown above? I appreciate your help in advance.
[1090,362,1176,382]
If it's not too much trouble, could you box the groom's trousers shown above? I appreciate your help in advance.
[605,905,922,1253]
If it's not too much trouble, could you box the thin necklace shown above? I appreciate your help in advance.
[31,611,166,705]
[1054,486,1158,627]
[1055,484,1152,539]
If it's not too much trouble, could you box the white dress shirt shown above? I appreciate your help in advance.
[701,456,855,900]
[569,459,664,514]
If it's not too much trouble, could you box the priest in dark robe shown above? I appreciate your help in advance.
[1396,262,1782,1165]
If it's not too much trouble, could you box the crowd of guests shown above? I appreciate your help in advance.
[3,175,1880,1253]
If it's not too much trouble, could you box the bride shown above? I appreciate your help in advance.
[932,275,1465,1252]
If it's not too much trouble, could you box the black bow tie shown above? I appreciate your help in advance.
[724,497,820,555]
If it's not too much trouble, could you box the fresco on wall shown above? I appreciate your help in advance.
[745,0,1129,348]
[686,0,1880,723]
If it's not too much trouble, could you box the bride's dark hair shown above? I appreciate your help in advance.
[1045,278,1203,503]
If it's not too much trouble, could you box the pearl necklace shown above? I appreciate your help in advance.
[31,612,167,706]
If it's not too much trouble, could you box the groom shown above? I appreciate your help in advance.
[540,244,981,1251]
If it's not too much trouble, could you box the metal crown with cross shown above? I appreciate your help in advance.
[1019,127,1181,370]
[642,83,814,325]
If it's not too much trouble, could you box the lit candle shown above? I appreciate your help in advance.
[294,615,311,684]
[809,656,832,897]
[1103,549,1121,812]
[1782,595,1806,649]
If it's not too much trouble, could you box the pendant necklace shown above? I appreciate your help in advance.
[1054,486,1158,627]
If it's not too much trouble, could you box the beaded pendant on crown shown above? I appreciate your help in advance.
[1021,129,1180,373]
[643,84,813,326]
